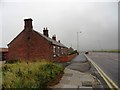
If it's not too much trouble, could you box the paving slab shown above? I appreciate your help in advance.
[50,68,100,89]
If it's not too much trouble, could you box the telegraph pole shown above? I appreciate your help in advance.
[77,32,82,53]
[77,32,79,52]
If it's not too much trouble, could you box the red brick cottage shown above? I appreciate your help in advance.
[0,48,8,60]
[7,18,68,61]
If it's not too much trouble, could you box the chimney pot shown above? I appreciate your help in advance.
[52,35,56,41]
[46,27,48,30]
[58,40,60,43]
[43,27,49,37]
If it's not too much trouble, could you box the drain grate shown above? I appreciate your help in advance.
[82,81,93,87]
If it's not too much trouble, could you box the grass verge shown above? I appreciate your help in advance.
[92,50,120,53]
[2,60,64,89]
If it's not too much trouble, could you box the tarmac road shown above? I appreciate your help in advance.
[87,52,119,87]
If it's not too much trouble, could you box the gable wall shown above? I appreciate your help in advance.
[8,30,53,61]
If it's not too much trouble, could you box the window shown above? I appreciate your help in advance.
[53,54,56,57]
[57,47,60,56]
[61,48,64,54]
[53,46,56,57]
[53,46,56,53]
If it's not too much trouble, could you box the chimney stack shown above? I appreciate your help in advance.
[43,27,49,37]
[24,18,33,29]
[52,35,56,41]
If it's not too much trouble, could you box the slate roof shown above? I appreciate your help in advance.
[8,29,67,48]
[34,30,67,48]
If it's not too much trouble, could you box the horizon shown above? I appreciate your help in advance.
[0,0,118,51]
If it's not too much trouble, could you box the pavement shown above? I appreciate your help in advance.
[66,54,91,72]
[49,54,102,89]
[50,68,101,89]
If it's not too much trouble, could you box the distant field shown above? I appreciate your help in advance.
[92,50,120,53]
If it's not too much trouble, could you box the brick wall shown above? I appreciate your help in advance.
[7,19,69,61]
[8,29,53,61]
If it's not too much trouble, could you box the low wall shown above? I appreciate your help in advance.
[56,53,77,63]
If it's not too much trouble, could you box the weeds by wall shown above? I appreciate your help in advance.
[2,61,64,89]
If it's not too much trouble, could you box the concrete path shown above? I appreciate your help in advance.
[67,54,90,72]
[71,54,88,63]
[50,68,101,89]
[50,54,102,89]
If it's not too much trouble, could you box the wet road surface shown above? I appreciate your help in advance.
[87,52,119,87]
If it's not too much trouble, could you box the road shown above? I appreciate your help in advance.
[87,52,119,87]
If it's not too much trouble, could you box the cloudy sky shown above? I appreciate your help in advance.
[0,0,119,51]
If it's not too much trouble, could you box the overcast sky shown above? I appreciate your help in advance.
[0,0,119,51]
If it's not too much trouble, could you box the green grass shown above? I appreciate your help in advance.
[92,50,120,53]
[2,60,64,89]
[0,68,2,88]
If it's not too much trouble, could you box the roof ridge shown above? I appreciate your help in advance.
[34,30,66,48]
